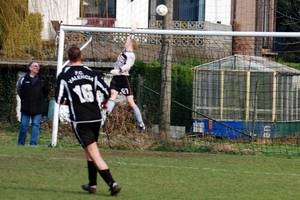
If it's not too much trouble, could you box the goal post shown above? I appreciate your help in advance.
[51,24,300,147]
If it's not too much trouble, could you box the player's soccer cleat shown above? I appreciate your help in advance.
[109,182,121,196]
[139,124,145,132]
[81,183,97,194]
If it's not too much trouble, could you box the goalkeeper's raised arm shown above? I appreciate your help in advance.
[124,22,138,48]
[111,22,138,76]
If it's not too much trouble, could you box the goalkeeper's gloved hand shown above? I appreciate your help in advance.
[110,69,120,75]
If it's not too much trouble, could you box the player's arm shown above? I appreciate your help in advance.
[101,98,109,111]
[125,22,138,46]
[96,74,111,111]
[54,73,68,105]
[111,22,138,75]
[96,74,111,100]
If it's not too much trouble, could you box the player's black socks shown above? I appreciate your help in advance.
[87,161,97,186]
[99,169,115,187]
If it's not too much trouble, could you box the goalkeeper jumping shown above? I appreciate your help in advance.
[103,23,145,132]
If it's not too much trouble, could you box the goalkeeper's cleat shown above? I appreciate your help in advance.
[109,182,121,196]
[81,183,97,194]
[138,124,145,132]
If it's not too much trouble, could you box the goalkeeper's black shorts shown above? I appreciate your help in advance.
[110,75,133,96]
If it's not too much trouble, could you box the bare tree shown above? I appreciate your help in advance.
[159,0,173,135]
[277,0,300,31]
[276,0,300,62]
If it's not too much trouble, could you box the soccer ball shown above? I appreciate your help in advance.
[156,4,168,16]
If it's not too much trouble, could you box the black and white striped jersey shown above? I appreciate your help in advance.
[55,65,110,122]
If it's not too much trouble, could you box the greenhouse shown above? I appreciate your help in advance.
[192,55,300,139]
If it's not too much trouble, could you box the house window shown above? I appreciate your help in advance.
[174,0,200,21]
[154,0,203,21]
[82,0,116,18]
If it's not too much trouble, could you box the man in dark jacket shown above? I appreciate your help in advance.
[17,61,50,146]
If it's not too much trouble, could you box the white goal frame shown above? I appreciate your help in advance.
[51,24,300,147]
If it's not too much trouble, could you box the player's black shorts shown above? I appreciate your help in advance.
[71,121,101,148]
[110,75,133,96]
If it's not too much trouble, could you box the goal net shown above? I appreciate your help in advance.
[52,24,300,154]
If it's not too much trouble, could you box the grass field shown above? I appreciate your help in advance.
[1,126,300,200]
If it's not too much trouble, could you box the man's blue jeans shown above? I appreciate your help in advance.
[17,113,42,146]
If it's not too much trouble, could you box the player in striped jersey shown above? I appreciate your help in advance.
[55,46,121,196]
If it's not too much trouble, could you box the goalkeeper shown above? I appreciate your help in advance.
[104,23,145,131]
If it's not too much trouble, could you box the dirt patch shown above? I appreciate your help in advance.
[0,136,12,142]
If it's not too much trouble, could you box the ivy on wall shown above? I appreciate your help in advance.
[0,67,19,122]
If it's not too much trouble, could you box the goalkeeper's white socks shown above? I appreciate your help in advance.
[133,106,144,127]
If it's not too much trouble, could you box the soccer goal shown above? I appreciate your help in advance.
[51,24,300,147]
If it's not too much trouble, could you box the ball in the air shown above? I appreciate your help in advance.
[156,4,168,16]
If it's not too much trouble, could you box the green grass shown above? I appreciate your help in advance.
[1,127,300,200]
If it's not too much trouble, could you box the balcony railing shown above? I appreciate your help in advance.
[149,20,204,30]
